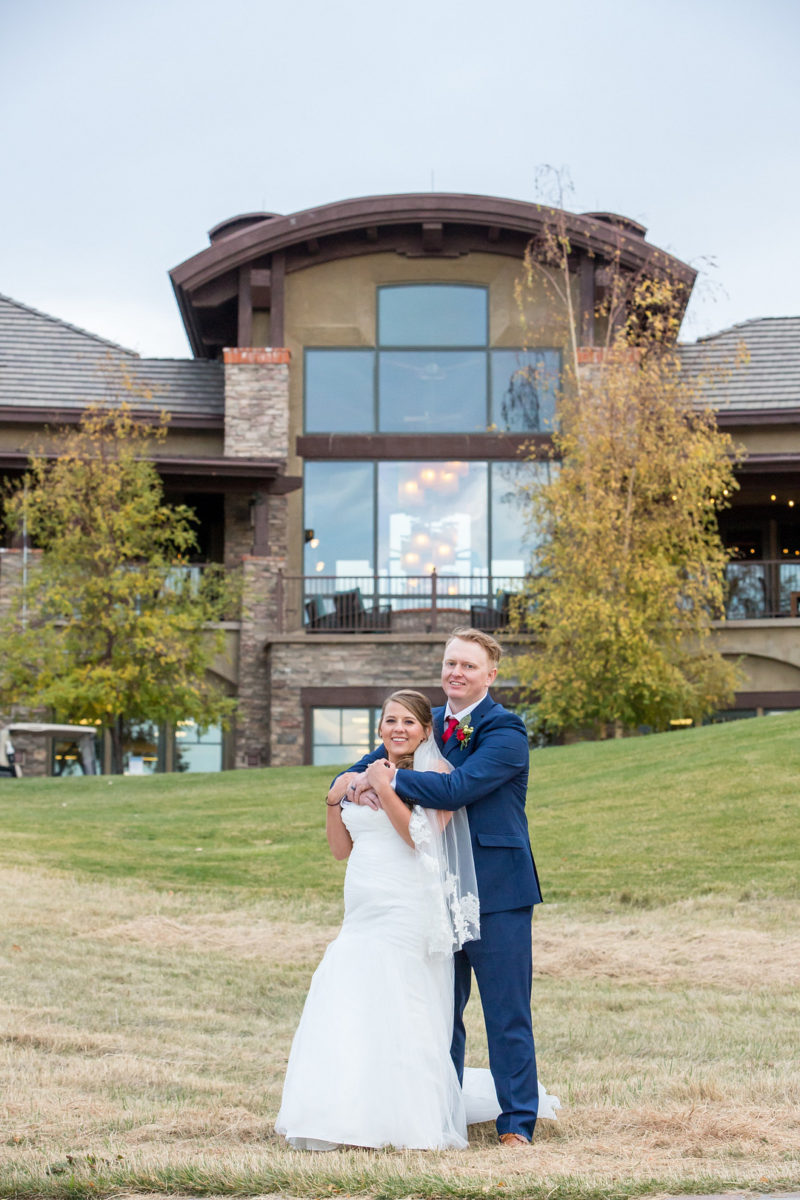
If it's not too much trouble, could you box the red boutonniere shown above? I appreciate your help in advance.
[455,717,473,750]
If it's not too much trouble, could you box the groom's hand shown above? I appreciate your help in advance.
[351,771,384,810]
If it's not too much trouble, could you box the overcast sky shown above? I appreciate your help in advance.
[1,0,798,358]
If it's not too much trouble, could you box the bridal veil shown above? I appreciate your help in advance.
[407,734,480,956]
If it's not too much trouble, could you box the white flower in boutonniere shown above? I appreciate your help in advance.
[454,717,473,750]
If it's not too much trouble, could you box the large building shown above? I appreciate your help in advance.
[1,194,799,774]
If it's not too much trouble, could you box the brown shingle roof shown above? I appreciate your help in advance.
[680,316,800,412]
[0,292,223,418]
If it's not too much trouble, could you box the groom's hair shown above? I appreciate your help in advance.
[446,627,502,666]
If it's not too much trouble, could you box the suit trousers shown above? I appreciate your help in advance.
[451,906,538,1139]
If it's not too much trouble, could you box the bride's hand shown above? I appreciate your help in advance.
[365,759,396,796]
[326,773,357,808]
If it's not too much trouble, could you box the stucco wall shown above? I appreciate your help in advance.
[713,621,800,684]
[0,423,223,459]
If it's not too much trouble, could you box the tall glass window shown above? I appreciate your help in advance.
[491,461,554,575]
[304,462,374,576]
[303,284,560,434]
[378,284,487,346]
[304,460,546,585]
[305,349,374,433]
[378,350,486,432]
[378,462,488,577]
[491,349,560,432]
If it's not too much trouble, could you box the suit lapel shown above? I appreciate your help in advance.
[446,693,495,763]
[471,693,495,726]
[434,706,462,763]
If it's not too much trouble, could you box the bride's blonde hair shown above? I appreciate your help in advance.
[378,689,433,778]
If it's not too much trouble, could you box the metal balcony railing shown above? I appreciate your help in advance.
[274,561,800,634]
[276,571,526,634]
[724,559,800,620]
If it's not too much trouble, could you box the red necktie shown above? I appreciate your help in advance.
[442,716,459,743]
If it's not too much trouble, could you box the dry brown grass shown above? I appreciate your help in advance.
[2,866,799,1198]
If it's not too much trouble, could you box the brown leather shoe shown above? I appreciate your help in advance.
[499,1132,531,1147]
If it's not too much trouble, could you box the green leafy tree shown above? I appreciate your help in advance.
[0,405,236,771]
[508,175,743,736]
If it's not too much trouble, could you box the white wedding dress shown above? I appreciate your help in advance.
[275,800,560,1151]
[276,801,468,1149]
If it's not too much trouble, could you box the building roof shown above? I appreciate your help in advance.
[171,192,698,358]
[0,292,223,421]
[680,316,800,414]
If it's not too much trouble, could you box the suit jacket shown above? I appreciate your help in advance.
[347,693,542,915]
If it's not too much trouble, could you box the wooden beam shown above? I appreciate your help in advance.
[579,255,595,346]
[296,432,552,461]
[271,251,286,346]
[250,267,271,307]
[237,267,252,347]
[422,222,443,252]
[192,275,239,308]
[251,490,270,555]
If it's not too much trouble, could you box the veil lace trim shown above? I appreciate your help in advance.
[407,735,480,956]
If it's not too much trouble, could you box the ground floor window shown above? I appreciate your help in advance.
[706,708,798,724]
[311,707,382,766]
[123,719,163,774]
[175,719,224,772]
[49,716,226,775]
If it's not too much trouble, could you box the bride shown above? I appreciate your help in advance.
[275,689,558,1151]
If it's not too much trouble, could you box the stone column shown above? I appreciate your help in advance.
[223,348,290,459]
[235,555,287,768]
[222,348,292,768]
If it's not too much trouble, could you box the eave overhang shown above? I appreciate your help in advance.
[170,193,697,359]
[0,406,223,430]
[0,450,301,494]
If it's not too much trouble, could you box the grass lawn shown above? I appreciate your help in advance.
[1,713,799,1198]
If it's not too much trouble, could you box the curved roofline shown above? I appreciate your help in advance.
[170,192,697,357]
[173,192,694,289]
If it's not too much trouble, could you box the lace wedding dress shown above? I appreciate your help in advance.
[275,799,560,1150]
[275,801,469,1150]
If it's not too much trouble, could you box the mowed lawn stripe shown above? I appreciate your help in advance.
[1,712,798,905]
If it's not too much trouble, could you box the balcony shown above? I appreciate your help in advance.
[276,571,524,634]
[273,561,800,636]
[724,559,800,620]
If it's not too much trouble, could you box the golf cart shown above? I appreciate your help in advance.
[0,723,99,777]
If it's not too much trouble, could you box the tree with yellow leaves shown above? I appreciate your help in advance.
[0,406,236,771]
[509,180,742,736]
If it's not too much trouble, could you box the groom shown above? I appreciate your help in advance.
[349,627,542,1147]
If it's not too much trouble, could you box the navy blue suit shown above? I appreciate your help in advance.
[347,692,541,1139]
